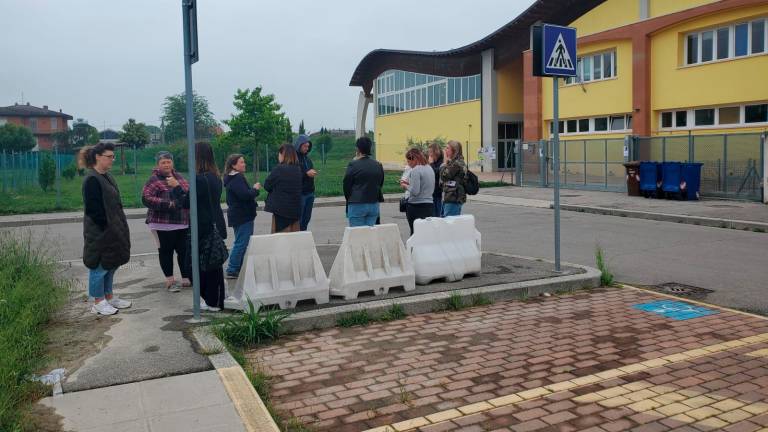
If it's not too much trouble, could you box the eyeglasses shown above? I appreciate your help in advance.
[99,153,116,160]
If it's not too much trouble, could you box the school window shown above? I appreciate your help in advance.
[564,50,616,85]
[594,117,608,131]
[745,104,768,123]
[718,106,740,124]
[695,109,715,126]
[686,18,768,65]
[661,103,768,129]
[550,113,632,136]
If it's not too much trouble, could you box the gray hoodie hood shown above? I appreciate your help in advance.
[293,134,312,154]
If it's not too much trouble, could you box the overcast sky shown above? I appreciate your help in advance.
[0,0,534,133]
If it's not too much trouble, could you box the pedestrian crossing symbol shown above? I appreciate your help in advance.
[541,24,577,77]
[547,34,574,70]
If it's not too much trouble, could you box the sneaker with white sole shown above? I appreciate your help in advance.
[166,282,181,293]
[109,296,132,309]
[199,298,220,312]
[92,300,118,316]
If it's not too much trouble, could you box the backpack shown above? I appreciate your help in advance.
[464,169,480,195]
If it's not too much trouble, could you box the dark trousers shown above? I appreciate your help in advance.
[432,196,443,217]
[200,268,225,309]
[406,203,434,235]
[157,228,190,278]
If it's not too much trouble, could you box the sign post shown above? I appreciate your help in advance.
[182,0,201,320]
[532,23,577,272]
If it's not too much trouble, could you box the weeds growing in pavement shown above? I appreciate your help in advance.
[0,232,70,431]
[380,303,406,321]
[396,373,414,407]
[444,291,465,311]
[470,291,493,307]
[336,309,373,327]
[595,245,614,286]
[213,297,289,348]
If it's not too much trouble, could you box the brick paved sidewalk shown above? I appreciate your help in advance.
[246,288,768,432]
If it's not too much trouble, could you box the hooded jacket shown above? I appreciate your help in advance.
[294,134,315,195]
[224,171,260,227]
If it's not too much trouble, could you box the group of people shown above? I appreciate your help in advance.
[79,135,469,316]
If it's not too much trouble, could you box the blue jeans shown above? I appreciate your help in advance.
[433,196,443,217]
[226,221,254,274]
[299,193,315,231]
[442,202,463,217]
[347,203,380,227]
[89,264,115,299]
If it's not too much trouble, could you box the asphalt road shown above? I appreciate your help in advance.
[8,200,767,314]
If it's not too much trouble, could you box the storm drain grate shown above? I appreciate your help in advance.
[651,282,714,299]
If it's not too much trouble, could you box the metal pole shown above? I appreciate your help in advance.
[55,145,61,208]
[723,135,729,194]
[133,144,139,206]
[183,0,201,320]
[552,77,561,272]
[1,150,5,193]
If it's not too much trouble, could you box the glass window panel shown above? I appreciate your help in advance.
[462,77,469,101]
[405,72,415,89]
[745,104,768,123]
[752,20,765,54]
[735,23,749,56]
[718,106,740,124]
[448,79,455,104]
[582,56,592,81]
[626,115,632,130]
[717,27,730,59]
[603,52,612,78]
[594,117,608,131]
[610,116,625,130]
[498,123,506,139]
[593,54,602,80]
[567,120,578,133]
[559,121,564,133]
[386,95,394,114]
[421,88,426,107]
[439,83,446,106]
[427,86,434,107]
[506,123,515,139]
[406,92,412,110]
[415,74,425,86]
[701,30,714,62]
[687,34,699,64]
[694,108,715,126]
[576,58,583,82]
[475,75,482,99]
[676,111,688,127]
[661,112,673,128]
[468,77,476,100]
[578,118,590,132]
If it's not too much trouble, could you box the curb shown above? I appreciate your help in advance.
[561,204,768,232]
[192,328,280,432]
[282,255,601,333]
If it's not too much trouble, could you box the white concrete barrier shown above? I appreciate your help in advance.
[329,224,415,300]
[228,231,329,310]
[406,215,482,285]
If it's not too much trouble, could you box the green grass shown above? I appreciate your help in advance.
[379,303,406,321]
[0,232,69,431]
[336,310,373,327]
[595,245,614,286]
[469,291,493,307]
[212,298,289,349]
[443,291,465,311]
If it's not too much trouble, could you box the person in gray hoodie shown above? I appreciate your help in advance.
[400,148,435,235]
[294,134,317,231]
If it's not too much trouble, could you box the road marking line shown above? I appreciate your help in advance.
[361,331,768,432]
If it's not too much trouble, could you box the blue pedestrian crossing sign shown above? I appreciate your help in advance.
[541,24,577,77]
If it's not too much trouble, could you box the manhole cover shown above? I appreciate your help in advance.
[651,282,714,299]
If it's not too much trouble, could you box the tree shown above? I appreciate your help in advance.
[120,118,150,148]
[143,124,161,135]
[0,123,35,152]
[224,87,291,174]
[161,92,218,143]
[298,120,306,135]
[65,119,100,149]
[38,154,55,191]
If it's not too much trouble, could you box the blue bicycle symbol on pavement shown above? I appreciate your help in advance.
[633,300,718,320]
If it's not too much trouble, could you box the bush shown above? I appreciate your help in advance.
[0,233,69,430]
[595,245,614,286]
[38,155,56,192]
[62,163,77,180]
[213,298,289,348]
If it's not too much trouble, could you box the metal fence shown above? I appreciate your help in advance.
[636,133,765,201]
[0,150,76,192]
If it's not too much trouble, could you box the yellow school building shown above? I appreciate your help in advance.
[350,0,767,199]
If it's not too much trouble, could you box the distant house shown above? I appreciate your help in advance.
[0,102,73,150]
[99,129,121,145]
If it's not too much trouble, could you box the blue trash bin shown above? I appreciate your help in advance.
[681,163,703,200]
[661,162,684,198]
[639,162,661,198]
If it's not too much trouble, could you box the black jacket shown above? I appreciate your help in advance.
[224,172,259,227]
[430,155,443,201]
[295,135,315,195]
[343,156,384,204]
[82,170,131,270]
[183,172,227,240]
[264,164,302,220]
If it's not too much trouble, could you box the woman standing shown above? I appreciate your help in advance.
[185,142,227,311]
[223,154,261,279]
[400,148,434,235]
[440,140,467,217]
[343,137,384,227]
[79,143,132,315]
[142,151,190,292]
[427,142,444,217]
[264,144,302,233]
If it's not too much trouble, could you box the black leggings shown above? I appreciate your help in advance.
[157,229,190,278]
[406,203,434,235]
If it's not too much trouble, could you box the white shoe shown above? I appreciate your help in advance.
[199,298,220,312]
[108,296,132,309]
[92,300,118,316]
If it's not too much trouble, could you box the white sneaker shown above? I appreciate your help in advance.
[92,300,118,316]
[108,296,132,309]
[199,298,220,312]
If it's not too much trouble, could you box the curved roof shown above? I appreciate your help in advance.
[349,0,605,95]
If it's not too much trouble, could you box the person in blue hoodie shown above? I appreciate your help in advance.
[294,134,317,231]
[223,154,261,279]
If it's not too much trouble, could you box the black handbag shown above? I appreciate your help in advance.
[399,197,408,213]
[194,175,229,271]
